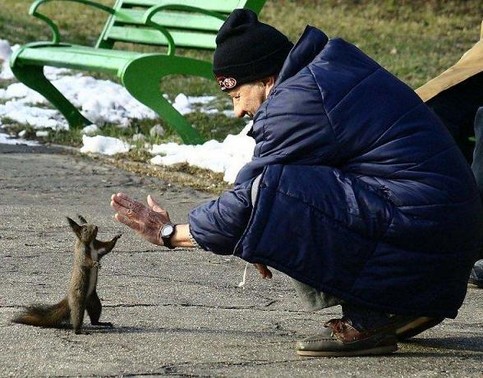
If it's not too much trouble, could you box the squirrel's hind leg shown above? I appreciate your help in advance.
[68,293,85,334]
[86,291,113,328]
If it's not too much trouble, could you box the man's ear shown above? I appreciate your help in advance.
[67,217,82,239]
[261,75,276,96]
[261,75,276,87]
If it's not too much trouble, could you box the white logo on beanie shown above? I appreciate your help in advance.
[217,76,237,91]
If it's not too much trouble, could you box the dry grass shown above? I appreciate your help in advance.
[2,0,482,88]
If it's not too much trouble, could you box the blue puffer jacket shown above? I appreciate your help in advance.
[189,26,483,318]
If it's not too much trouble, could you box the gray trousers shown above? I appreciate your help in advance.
[292,279,343,311]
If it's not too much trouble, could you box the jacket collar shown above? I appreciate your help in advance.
[276,26,329,86]
[247,26,329,138]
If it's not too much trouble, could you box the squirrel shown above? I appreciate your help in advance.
[12,215,121,334]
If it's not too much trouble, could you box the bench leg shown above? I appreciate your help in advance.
[10,64,92,129]
[121,56,212,145]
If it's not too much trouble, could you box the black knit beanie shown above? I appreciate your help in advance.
[213,9,293,91]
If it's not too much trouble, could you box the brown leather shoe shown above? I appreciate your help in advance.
[296,318,398,357]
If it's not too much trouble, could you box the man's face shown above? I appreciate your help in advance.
[227,82,268,119]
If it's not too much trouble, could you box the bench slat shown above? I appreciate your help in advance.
[118,0,241,13]
[114,9,224,32]
[107,26,217,49]
[16,45,140,73]
[99,0,266,48]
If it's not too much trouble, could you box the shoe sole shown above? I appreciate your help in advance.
[296,344,398,357]
[468,278,483,288]
[396,317,444,341]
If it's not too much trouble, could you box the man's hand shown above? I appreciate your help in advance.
[110,192,169,246]
[253,263,273,279]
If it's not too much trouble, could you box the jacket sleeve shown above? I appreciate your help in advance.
[188,178,254,254]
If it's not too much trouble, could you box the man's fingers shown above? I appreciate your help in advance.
[112,194,153,221]
[114,213,143,233]
[147,194,158,208]
[260,267,273,279]
[111,192,127,200]
[111,192,130,206]
[111,202,137,218]
[111,192,143,211]
[253,263,273,279]
[111,194,132,211]
[147,194,168,215]
[111,199,125,212]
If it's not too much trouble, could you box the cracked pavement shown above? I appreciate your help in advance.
[0,143,482,377]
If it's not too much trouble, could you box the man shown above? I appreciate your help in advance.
[111,10,482,356]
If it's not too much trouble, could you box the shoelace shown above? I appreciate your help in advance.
[238,262,250,288]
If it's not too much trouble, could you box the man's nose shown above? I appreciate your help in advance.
[232,102,246,118]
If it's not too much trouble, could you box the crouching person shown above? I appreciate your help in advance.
[111,10,483,357]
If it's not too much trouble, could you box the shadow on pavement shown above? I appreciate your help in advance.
[403,336,483,353]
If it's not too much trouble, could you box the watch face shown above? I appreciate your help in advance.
[161,224,174,238]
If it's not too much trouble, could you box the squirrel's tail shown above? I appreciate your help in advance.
[12,298,70,328]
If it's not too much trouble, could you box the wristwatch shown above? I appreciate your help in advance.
[160,223,176,249]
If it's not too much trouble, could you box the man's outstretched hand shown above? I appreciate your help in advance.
[111,192,170,246]
[111,192,273,278]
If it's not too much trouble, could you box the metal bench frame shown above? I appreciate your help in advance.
[10,0,267,144]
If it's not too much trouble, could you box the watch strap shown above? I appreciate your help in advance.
[160,223,176,249]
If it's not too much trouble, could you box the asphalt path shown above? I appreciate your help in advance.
[0,142,482,377]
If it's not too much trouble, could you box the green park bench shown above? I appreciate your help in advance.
[9,0,267,144]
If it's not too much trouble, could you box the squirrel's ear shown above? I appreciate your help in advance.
[67,217,82,238]
[77,215,87,224]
